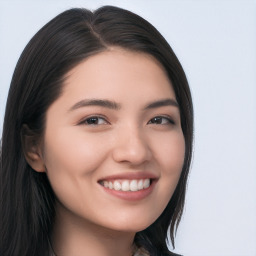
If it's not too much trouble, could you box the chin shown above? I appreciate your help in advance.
[102,215,158,233]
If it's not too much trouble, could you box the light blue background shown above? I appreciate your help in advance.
[1,1,256,255]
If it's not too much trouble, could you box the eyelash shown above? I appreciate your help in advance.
[79,116,109,126]
[147,116,175,125]
[78,115,175,126]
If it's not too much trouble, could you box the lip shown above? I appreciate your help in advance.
[98,172,159,201]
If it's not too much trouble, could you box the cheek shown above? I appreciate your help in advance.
[154,130,185,174]
[41,129,109,203]
[41,130,112,220]
[43,128,107,174]
[165,136,185,175]
[152,131,185,203]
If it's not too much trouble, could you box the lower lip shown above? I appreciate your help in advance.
[99,180,156,201]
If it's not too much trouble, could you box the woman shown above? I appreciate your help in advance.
[0,6,193,256]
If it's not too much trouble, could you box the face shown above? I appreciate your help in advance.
[40,48,185,233]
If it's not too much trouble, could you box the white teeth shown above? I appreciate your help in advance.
[113,181,121,190]
[130,180,138,191]
[121,180,130,191]
[143,179,150,188]
[103,181,109,188]
[101,178,151,192]
[138,179,143,190]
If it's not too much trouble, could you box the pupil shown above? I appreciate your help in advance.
[87,117,98,124]
[153,117,162,124]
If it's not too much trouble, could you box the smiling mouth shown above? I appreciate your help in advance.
[99,178,152,192]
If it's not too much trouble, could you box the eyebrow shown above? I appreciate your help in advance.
[68,98,179,112]
[69,99,121,111]
[144,98,179,109]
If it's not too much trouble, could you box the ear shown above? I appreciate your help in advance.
[21,124,45,173]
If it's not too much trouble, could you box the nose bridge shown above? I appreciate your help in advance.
[112,122,151,164]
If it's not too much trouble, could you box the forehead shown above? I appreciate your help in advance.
[62,48,175,99]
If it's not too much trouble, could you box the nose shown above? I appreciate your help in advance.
[112,126,152,165]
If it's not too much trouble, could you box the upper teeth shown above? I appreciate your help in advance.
[101,179,150,192]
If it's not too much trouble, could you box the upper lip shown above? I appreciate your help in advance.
[98,172,159,182]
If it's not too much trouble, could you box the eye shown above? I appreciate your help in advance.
[148,116,175,125]
[79,116,109,125]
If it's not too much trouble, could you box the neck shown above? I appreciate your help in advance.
[51,202,136,256]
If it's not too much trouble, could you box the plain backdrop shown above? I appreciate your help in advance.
[0,1,256,255]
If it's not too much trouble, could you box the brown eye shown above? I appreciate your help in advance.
[80,116,108,125]
[148,116,174,125]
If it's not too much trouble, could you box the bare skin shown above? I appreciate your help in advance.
[24,48,185,256]
[52,201,135,256]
